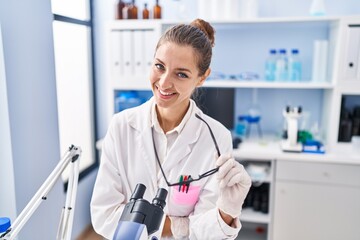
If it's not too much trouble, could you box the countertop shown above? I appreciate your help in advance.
[233,137,360,165]
[97,137,360,165]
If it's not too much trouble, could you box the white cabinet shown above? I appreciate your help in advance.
[337,17,360,84]
[273,161,360,240]
[325,16,360,146]
[236,158,274,240]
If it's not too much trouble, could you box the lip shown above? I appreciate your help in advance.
[156,86,176,99]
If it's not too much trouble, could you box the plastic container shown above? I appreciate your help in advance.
[122,3,129,19]
[265,49,277,81]
[275,49,288,82]
[351,136,360,153]
[309,0,326,16]
[235,115,247,137]
[288,49,302,81]
[0,217,11,233]
[338,110,353,142]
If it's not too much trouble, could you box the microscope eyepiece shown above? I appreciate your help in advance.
[130,183,146,201]
[152,188,168,209]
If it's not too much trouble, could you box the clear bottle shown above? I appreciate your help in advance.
[288,49,302,82]
[153,0,162,19]
[275,49,288,82]
[122,3,129,19]
[142,3,149,19]
[309,0,326,16]
[264,49,277,81]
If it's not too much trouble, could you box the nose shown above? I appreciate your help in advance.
[158,72,173,90]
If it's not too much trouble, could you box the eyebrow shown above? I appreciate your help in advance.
[155,58,192,74]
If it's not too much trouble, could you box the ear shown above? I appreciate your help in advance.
[196,68,211,87]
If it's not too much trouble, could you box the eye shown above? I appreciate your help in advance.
[155,63,165,71]
[177,72,188,79]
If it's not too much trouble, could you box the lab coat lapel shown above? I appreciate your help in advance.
[139,128,158,187]
[127,99,158,193]
[161,111,201,173]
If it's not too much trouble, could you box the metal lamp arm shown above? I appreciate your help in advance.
[0,145,82,240]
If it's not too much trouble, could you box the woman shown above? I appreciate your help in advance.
[91,19,251,239]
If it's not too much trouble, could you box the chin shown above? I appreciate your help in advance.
[155,98,173,108]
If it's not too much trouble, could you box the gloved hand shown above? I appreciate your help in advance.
[169,216,189,239]
[216,154,252,218]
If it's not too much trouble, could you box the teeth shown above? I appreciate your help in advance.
[159,90,173,96]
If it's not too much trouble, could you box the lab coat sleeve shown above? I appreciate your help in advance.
[190,209,241,239]
[188,128,241,239]
[90,116,127,239]
[188,179,241,239]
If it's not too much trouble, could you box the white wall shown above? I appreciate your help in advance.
[0,1,63,238]
[0,1,97,239]
[0,24,17,223]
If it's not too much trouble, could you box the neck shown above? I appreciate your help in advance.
[156,102,190,133]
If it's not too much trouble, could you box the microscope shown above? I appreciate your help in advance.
[113,184,168,240]
[281,105,303,152]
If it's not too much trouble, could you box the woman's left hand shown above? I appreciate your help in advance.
[216,154,252,218]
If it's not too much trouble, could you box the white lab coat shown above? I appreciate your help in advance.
[91,98,241,239]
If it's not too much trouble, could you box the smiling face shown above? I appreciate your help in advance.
[150,42,209,119]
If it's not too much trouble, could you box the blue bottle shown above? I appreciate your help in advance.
[288,49,302,81]
[235,115,247,137]
[275,49,288,82]
[265,49,277,81]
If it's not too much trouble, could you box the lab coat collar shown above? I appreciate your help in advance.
[162,110,201,175]
[150,99,194,135]
[126,98,153,131]
[126,97,204,184]
[126,97,202,135]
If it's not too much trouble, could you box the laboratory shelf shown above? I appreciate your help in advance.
[236,227,267,240]
[161,15,340,26]
[235,222,269,240]
[113,78,334,90]
[240,208,271,224]
[113,78,151,90]
[203,80,334,89]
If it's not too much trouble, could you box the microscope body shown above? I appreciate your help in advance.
[113,184,167,240]
[281,106,303,152]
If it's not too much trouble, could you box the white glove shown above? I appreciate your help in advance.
[169,216,189,239]
[216,154,252,218]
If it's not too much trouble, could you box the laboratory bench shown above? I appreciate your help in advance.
[233,138,360,165]
[96,136,360,240]
[234,138,360,240]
